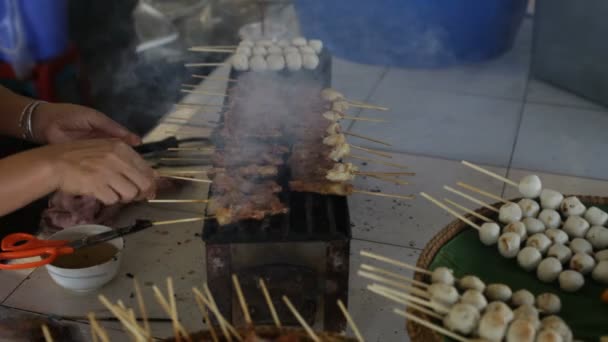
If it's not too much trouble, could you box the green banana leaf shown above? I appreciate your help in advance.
[428,205,608,341]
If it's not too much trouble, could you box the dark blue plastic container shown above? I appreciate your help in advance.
[293,0,527,68]
[0,0,68,62]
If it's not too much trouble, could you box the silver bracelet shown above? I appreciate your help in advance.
[18,100,44,141]
[18,101,36,140]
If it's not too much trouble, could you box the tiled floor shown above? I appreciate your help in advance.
[2,13,608,342]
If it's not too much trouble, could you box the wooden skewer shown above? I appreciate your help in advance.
[180,89,228,97]
[352,190,414,200]
[153,217,206,225]
[343,131,391,146]
[443,198,493,223]
[189,47,235,53]
[259,278,281,329]
[148,199,210,203]
[360,264,429,288]
[232,274,252,325]
[367,285,442,320]
[167,278,189,342]
[346,101,389,111]
[461,160,518,187]
[359,250,431,275]
[393,309,470,342]
[337,300,365,342]
[151,284,190,342]
[363,174,409,186]
[98,295,147,341]
[88,313,111,342]
[192,74,238,82]
[41,325,54,342]
[357,270,429,298]
[420,192,481,230]
[181,83,197,88]
[193,290,219,342]
[368,284,436,311]
[341,115,386,123]
[133,279,151,337]
[162,175,212,183]
[282,296,320,342]
[184,63,229,67]
[456,181,510,204]
[348,154,409,169]
[196,286,242,341]
[350,145,392,159]
[443,186,499,213]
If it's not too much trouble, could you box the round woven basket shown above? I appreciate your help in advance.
[405,195,608,341]
[163,325,359,341]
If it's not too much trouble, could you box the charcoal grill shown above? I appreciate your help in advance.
[201,51,351,331]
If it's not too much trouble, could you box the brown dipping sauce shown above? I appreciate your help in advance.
[51,243,119,269]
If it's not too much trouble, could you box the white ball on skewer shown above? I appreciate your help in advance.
[518,174,542,198]
[596,249,608,261]
[299,45,316,54]
[479,222,500,246]
[498,232,521,258]
[586,225,608,249]
[504,221,527,239]
[506,319,537,342]
[443,303,480,335]
[460,289,488,310]
[322,110,342,121]
[547,244,572,264]
[235,46,252,56]
[277,39,290,48]
[266,53,285,71]
[545,228,569,245]
[511,289,535,307]
[331,100,350,113]
[431,267,455,285]
[560,196,586,217]
[285,52,302,71]
[486,301,514,322]
[541,316,573,342]
[308,39,323,53]
[429,298,451,315]
[231,53,250,71]
[538,209,562,229]
[584,206,608,226]
[267,45,283,55]
[428,283,460,306]
[485,283,512,302]
[522,217,546,235]
[249,55,268,71]
[569,238,593,255]
[536,329,564,342]
[536,293,561,314]
[562,215,590,238]
[592,260,608,284]
[513,305,540,330]
[499,203,523,224]
[321,88,345,102]
[517,246,542,271]
[252,46,268,56]
[540,189,564,210]
[477,311,509,341]
[256,39,273,47]
[283,46,299,54]
[239,39,254,48]
[558,270,585,292]
[518,198,540,218]
[536,257,562,283]
[302,53,320,70]
[458,275,486,292]
[569,252,595,274]
[291,37,307,46]
[526,233,552,254]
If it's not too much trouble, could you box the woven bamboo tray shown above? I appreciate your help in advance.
[406,195,608,341]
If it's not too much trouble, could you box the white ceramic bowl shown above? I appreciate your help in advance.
[45,224,124,292]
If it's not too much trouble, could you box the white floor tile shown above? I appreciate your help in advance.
[0,269,33,304]
[511,103,608,180]
[349,153,506,249]
[503,168,608,199]
[526,79,608,111]
[349,239,419,342]
[349,87,522,165]
[3,205,207,340]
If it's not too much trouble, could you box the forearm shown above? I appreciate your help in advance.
[0,148,58,216]
[0,85,32,139]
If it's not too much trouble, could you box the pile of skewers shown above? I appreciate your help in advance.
[188,37,324,72]
[41,275,364,342]
[358,250,574,342]
[421,160,608,293]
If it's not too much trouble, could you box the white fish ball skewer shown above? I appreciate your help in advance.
[513,304,540,329]
[291,37,307,46]
[545,228,569,245]
[536,330,564,342]
[569,252,595,274]
[235,46,252,56]
[506,319,536,342]
[459,290,488,310]
[239,39,254,48]
[431,267,455,286]
[486,301,514,322]
[560,196,586,217]
[249,55,268,71]
[558,270,585,292]
[596,249,608,261]
[299,45,316,54]
[586,225,608,249]
[504,221,527,239]
[541,316,573,342]
[517,247,542,271]
[485,283,512,302]
[518,174,542,198]
[477,311,509,341]
[428,283,460,306]
[256,39,273,47]
[499,203,523,224]
[539,209,562,229]
[592,260,608,284]
[540,189,564,210]
[266,54,285,71]
[267,45,282,55]
[570,238,593,255]
[231,53,249,71]
[537,257,562,283]
[519,198,540,218]
[562,216,590,238]
[283,46,299,54]
[252,46,268,56]
[302,53,320,70]
[547,244,572,264]
[498,232,521,258]
[526,233,552,254]
[584,207,608,226]
[308,39,323,53]
[536,293,561,314]
[458,275,486,292]
[480,222,500,246]
[522,217,546,235]
[443,303,480,335]
[285,52,302,71]
[511,289,535,307]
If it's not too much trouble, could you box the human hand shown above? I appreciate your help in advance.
[39,139,157,204]
[32,103,141,146]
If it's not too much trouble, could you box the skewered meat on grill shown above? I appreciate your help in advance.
[326,163,358,182]
[211,173,282,195]
[208,165,279,178]
[289,180,354,196]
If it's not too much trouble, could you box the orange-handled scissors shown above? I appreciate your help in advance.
[0,219,155,270]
